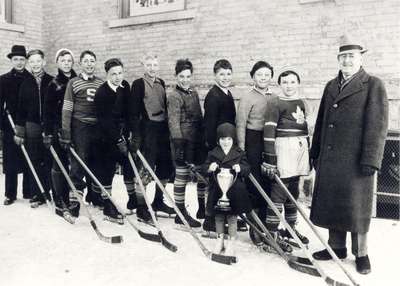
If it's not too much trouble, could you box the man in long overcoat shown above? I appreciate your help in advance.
[309,34,388,274]
[0,45,31,205]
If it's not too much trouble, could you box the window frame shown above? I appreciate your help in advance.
[0,0,24,32]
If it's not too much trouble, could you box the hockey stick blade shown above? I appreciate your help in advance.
[158,231,178,252]
[90,221,123,244]
[211,253,232,265]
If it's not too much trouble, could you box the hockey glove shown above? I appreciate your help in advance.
[261,162,279,179]
[42,134,53,149]
[14,125,25,146]
[173,138,186,165]
[361,165,377,176]
[117,138,129,157]
[128,135,141,153]
[59,130,71,150]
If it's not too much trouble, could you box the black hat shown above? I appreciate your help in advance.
[216,123,237,145]
[7,45,27,59]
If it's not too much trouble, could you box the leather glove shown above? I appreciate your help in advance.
[14,135,24,146]
[261,162,279,179]
[173,138,186,164]
[116,138,128,156]
[42,134,53,149]
[361,165,377,176]
[128,135,141,153]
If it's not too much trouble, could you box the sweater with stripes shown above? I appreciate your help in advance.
[263,95,308,165]
[61,74,103,139]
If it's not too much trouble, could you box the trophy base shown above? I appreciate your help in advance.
[215,200,231,212]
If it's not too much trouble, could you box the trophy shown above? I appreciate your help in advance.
[215,168,236,212]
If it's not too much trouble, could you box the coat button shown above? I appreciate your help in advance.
[327,145,332,150]
[329,124,334,128]
[333,104,338,108]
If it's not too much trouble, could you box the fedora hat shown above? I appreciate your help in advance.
[338,33,367,55]
[7,45,27,59]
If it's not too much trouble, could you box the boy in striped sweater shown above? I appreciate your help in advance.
[262,70,310,249]
[61,50,104,217]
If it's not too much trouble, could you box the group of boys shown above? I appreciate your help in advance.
[0,45,175,225]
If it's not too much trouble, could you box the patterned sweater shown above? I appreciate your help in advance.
[263,95,308,165]
[61,74,103,139]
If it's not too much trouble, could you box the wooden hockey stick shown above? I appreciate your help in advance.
[50,146,123,243]
[249,174,352,286]
[6,111,53,211]
[137,150,233,265]
[128,152,177,252]
[274,174,360,286]
[69,147,161,243]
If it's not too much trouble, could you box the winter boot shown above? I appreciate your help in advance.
[280,228,309,245]
[103,199,124,225]
[213,234,225,254]
[196,199,206,219]
[126,193,138,215]
[175,208,201,228]
[312,248,347,260]
[356,255,371,275]
[267,231,293,253]
[136,205,154,226]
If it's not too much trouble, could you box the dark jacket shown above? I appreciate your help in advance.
[16,72,53,130]
[203,85,236,150]
[167,85,204,142]
[128,77,166,138]
[43,69,77,135]
[94,80,130,144]
[0,68,30,133]
[310,68,389,233]
[203,145,252,215]
[0,68,30,174]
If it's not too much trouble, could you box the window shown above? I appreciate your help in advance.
[130,0,185,17]
[0,0,23,32]
[110,0,194,28]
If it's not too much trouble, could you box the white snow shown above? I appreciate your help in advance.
[0,174,399,286]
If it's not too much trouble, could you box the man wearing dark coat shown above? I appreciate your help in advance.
[0,45,31,205]
[310,34,389,275]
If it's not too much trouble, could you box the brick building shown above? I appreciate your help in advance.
[1,0,399,129]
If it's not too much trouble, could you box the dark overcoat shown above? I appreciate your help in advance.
[310,68,388,233]
[203,145,252,216]
[0,69,30,174]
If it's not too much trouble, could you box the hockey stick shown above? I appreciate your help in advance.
[50,146,123,244]
[6,111,53,211]
[137,150,232,265]
[186,163,208,185]
[274,175,360,286]
[239,213,320,277]
[128,153,177,252]
[69,147,161,243]
[249,174,352,286]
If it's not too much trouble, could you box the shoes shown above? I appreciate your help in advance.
[280,228,309,245]
[4,198,15,205]
[152,201,175,216]
[356,255,371,275]
[30,195,46,208]
[126,194,137,211]
[312,248,347,260]
[103,199,124,225]
[175,208,201,228]
[136,205,154,225]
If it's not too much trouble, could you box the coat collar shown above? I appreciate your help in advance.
[328,67,369,103]
[211,145,242,164]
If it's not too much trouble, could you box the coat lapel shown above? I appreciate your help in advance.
[334,69,369,103]
[222,147,241,164]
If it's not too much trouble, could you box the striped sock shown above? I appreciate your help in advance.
[197,181,207,206]
[174,166,189,209]
[284,200,297,226]
[266,202,283,232]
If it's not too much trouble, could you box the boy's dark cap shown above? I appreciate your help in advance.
[7,45,27,59]
[104,58,123,72]
[217,123,237,144]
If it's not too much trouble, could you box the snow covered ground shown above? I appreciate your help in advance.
[0,174,399,286]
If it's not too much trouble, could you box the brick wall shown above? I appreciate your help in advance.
[0,0,44,74]
[1,0,399,129]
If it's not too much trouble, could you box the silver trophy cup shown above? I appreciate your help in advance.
[215,168,235,212]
